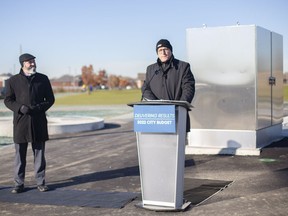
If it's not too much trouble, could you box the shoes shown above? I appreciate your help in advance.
[11,184,49,193]
[11,185,24,194]
[37,185,49,192]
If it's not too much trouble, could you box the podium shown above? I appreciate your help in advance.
[128,100,192,211]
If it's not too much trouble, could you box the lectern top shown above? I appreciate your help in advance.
[127,100,193,111]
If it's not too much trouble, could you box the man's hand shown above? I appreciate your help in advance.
[20,105,31,114]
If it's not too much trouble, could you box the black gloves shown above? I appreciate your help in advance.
[20,104,43,115]
[20,105,31,114]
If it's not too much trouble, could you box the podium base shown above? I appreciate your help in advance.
[135,201,191,212]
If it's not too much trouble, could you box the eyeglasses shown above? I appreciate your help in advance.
[158,48,170,53]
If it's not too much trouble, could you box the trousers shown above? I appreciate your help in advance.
[14,142,46,187]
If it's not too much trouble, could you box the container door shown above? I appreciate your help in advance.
[256,27,272,129]
[256,28,283,129]
[271,32,283,125]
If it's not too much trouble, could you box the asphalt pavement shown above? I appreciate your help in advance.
[0,114,287,216]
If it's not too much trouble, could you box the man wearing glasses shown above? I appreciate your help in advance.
[4,53,55,193]
[141,39,195,131]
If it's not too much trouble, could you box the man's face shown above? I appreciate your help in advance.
[23,59,36,71]
[157,47,172,63]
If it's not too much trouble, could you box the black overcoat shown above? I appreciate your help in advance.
[142,57,195,102]
[142,56,195,131]
[4,70,55,143]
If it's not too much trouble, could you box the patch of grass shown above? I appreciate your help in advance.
[284,85,288,101]
[54,85,288,106]
[54,89,142,105]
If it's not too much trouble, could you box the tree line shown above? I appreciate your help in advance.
[81,65,137,90]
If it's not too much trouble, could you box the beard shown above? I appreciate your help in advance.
[26,67,36,75]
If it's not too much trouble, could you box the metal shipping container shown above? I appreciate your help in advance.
[186,25,283,155]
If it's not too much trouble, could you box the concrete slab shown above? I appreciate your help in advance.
[0,116,104,137]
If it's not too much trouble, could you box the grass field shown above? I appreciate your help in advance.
[54,85,288,106]
[54,89,142,105]
[284,86,288,101]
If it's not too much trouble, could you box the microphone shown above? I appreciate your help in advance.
[141,69,159,101]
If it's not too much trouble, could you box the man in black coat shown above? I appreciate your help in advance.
[142,39,195,131]
[4,53,55,193]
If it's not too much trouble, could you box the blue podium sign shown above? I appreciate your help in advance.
[134,105,176,133]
